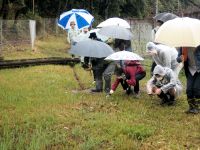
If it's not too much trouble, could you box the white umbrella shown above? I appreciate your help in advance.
[73,29,109,42]
[105,51,144,61]
[73,33,90,42]
[69,39,114,58]
[89,29,109,42]
[97,17,130,28]
[155,17,200,47]
[98,25,133,40]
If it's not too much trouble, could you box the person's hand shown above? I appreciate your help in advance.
[154,88,162,95]
[110,90,114,95]
[106,90,114,98]
[117,76,122,79]
[151,87,157,94]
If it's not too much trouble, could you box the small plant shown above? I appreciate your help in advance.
[122,125,155,140]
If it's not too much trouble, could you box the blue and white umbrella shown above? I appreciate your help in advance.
[58,9,94,30]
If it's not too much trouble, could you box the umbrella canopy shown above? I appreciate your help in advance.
[98,25,133,40]
[97,17,130,28]
[73,29,109,42]
[155,17,200,47]
[89,29,109,42]
[153,12,178,22]
[58,9,94,30]
[73,34,90,42]
[69,39,114,58]
[105,51,144,61]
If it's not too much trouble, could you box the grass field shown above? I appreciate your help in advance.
[1,35,71,60]
[0,63,200,150]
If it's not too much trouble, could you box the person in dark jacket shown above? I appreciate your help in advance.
[177,46,200,114]
[109,60,146,96]
[88,32,111,93]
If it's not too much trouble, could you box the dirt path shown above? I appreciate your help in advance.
[72,67,85,90]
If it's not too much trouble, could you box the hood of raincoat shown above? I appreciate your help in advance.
[153,65,166,76]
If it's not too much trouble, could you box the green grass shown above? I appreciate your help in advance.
[1,35,199,149]
[1,35,71,60]
[0,63,200,150]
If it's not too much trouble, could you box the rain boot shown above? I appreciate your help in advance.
[185,99,199,114]
[158,92,169,106]
[167,95,175,106]
[91,79,103,93]
[104,74,111,94]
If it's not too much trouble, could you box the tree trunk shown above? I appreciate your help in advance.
[104,0,110,19]
[89,0,93,14]
[0,0,9,19]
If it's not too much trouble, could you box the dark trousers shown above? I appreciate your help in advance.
[120,79,129,90]
[93,67,104,91]
[150,61,156,76]
[134,72,146,93]
[119,79,132,95]
[158,91,175,102]
[186,71,200,109]
[119,71,146,94]
[186,72,200,99]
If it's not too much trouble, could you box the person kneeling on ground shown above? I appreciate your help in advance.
[109,60,146,97]
[146,65,183,106]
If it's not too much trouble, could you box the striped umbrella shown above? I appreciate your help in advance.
[58,9,94,30]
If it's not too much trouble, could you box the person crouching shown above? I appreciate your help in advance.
[109,60,146,97]
[146,65,183,105]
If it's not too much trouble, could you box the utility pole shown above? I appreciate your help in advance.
[33,0,34,15]
[155,0,158,15]
[177,0,180,13]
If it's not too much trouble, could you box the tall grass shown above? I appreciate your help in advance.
[0,64,200,149]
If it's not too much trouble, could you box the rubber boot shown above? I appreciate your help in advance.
[91,79,103,93]
[158,92,169,105]
[185,99,199,114]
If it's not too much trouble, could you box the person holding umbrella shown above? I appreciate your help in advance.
[151,12,178,76]
[87,32,111,93]
[146,42,182,77]
[177,46,200,114]
[57,9,94,56]
[67,21,80,46]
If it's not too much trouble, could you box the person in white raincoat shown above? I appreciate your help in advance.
[147,65,183,106]
[146,42,182,77]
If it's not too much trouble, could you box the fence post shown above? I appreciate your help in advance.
[0,20,3,60]
[0,20,2,45]
[55,18,58,35]
[43,19,46,38]
[29,20,36,51]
